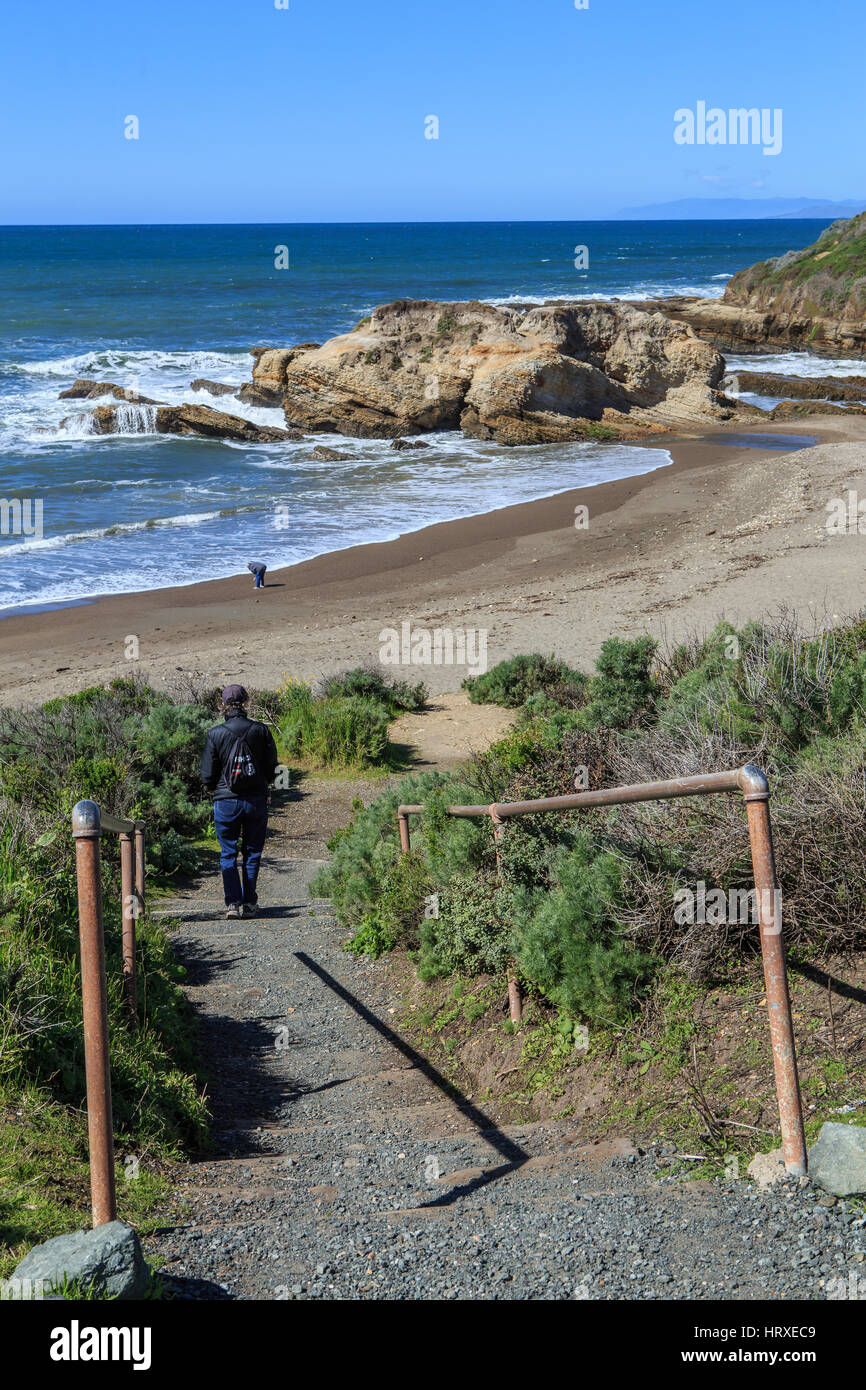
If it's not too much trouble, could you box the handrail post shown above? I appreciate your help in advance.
[120,831,137,1027]
[491,807,522,1024]
[134,824,146,917]
[739,767,807,1176]
[398,811,411,855]
[72,801,118,1227]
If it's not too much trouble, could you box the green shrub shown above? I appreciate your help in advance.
[417,872,511,980]
[578,636,659,730]
[463,653,586,708]
[319,664,428,715]
[345,849,431,958]
[281,691,390,768]
[511,835,654,1021]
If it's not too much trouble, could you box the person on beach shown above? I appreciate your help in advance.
[200,684,279,919]
[247,560,267,589]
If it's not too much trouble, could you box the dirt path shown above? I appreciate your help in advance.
[147,781,866,1301]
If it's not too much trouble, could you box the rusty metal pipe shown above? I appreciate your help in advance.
[120,832,137,1027]
[134,825,146,917]
[397,811,411,854]
[72,801,117,1227]
[740,773,807,1175]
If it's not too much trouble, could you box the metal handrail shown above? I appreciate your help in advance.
[396,764,807,1176]
[71,800,147,1227]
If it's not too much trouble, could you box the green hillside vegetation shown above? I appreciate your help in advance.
[725,211,866,320]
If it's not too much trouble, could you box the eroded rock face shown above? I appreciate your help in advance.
[251,299,729,444]
[60,402,303,442]
[58,379,162,405]
[242,344,322,407]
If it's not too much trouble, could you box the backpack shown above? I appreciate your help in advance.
[226,732,259,794]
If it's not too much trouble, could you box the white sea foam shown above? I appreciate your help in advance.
[726,352,866,378]
[482,283,726,307]
[0,509,229,560]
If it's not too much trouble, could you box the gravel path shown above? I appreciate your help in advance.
[148,795,866,1301]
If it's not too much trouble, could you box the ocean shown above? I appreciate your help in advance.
[0,219,858,612]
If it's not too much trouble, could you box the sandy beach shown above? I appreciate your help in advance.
[2,413,865,707]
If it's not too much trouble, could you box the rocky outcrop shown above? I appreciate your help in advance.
[61,401,303,443]
[58,378,162,405]
[391,437,429,450]
[190,378,238,397]
[250,299,730,445]
[311,444,354,461]
[635,212,866,357]
[724,369,866,402]
[241,344,321,407]
[765,399,866,420]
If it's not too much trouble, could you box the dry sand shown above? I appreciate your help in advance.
[2,414,866,707]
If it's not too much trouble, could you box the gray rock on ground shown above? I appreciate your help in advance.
[11,1220,150,1300]
[808,1122,866,1196]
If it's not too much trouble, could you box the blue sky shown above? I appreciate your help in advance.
[1,0,862,223]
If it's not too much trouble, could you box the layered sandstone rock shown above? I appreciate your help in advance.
[240,344,321,407]
[248,299,730,444]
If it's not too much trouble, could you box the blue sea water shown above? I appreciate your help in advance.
[0,219,857,610]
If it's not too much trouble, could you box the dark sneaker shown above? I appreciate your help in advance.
[244,904,259,918]
[225,904,243,919]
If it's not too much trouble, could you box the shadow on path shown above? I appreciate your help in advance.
[295,950,529,1206]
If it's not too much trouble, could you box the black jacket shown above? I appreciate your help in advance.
[200,715,279,800]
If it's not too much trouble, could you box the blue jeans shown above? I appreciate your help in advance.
[213,796,268,906]
[254,571,265,588]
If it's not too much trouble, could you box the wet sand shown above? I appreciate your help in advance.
[2,415,865,705]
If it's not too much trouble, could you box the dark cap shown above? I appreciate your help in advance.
[221,683,249,705]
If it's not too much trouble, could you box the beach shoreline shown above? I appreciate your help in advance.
[2,414,865,708]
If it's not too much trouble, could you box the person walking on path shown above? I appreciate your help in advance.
[247,560,267,589]
[200,684,279,918]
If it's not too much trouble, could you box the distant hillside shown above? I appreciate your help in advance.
[618,197,866,221]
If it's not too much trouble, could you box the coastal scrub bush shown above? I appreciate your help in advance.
[311,771,491,947]
[320,611,866,1036]
[280,689,390,768]
[576,636,659,730]
[510,835,655,1022]
[0,679,211,872]
[318,664,428,715]
[463,653,586,708]
[277,667,427,771]
[417,871,511,980]
[344,849,431,959]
